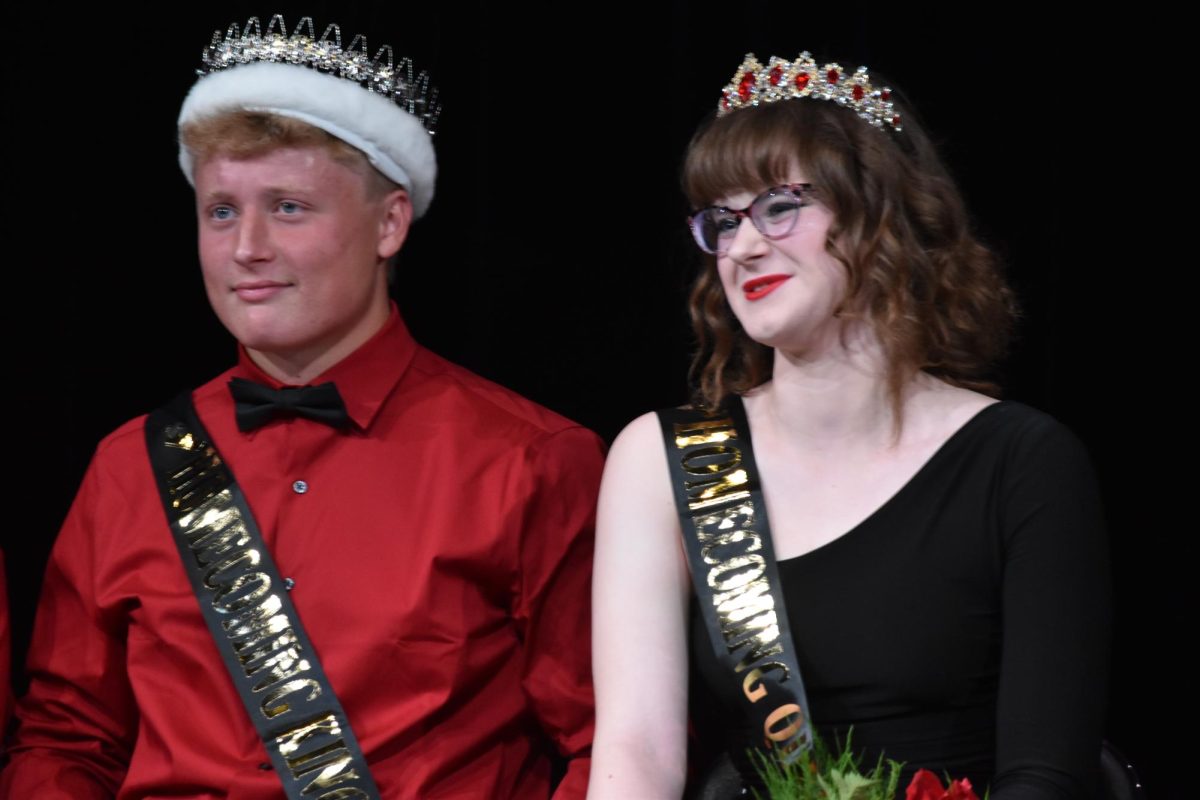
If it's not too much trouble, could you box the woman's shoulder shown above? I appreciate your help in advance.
[946,398,1088,461]
[908,380,1081,452]
[607,404,720,466]
[609,409,670,453]
[911,391,1100,515]
[599,410,689,530]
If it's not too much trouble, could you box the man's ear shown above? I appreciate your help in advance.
[378,188,413,260]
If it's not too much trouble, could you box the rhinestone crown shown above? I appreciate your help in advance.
[718,52,900,133]
[198,14,441,136]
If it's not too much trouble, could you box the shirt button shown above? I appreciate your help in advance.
[292,480,308,494]
[284,578,295,591]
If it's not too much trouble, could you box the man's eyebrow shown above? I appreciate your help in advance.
[198,189,234,204]
[198,184,315,203]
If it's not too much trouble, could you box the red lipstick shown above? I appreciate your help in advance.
[743,274,791,301]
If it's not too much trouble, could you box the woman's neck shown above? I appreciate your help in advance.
[753,323,900,451]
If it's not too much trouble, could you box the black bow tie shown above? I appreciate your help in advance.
[229,377,351,432]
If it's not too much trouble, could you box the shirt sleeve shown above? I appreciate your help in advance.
[511,425,605,800]
[1,451,138,799]
[1,549,11,746]
[991,416,1110,799]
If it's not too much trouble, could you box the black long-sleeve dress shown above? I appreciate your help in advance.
[690,402,1110,799]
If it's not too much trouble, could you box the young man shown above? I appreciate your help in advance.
[2,17,603,799]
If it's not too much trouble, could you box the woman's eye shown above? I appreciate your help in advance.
[762,200,801,220]
[712,214,740,234]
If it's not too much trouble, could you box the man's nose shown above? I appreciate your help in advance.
[234,210,273,266]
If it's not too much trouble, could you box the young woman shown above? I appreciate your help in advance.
[589,52,1109,800]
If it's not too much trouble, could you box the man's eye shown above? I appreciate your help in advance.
[210,206,235,221]
[278,201,301,214]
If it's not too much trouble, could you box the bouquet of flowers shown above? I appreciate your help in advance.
[752,732,981,800]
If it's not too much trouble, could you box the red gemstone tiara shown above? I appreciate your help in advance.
[718,52,901,133]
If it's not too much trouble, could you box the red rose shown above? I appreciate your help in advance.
[904,770,981,800]
[946,777,979,800]
[905,769,948,800]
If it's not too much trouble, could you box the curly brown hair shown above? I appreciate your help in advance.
[683,96,1016,418]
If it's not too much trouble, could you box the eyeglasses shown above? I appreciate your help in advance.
[688,183,815,255]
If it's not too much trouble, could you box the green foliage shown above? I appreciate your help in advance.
[751,731,903,800]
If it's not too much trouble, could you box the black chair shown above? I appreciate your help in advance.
[1100,740,1146,800]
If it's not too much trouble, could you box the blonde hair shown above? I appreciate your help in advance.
[180,110,400,198]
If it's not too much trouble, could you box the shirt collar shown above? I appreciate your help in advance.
[232,303,417,432]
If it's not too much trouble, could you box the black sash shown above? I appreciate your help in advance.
[657,399,813,770]
[146,392,380,800]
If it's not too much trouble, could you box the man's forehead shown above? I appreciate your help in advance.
[194,147,355,195]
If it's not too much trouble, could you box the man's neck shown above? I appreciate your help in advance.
[245,301,392,385]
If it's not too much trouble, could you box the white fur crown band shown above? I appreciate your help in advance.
[178,15,441,217]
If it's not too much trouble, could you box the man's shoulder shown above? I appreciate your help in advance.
[406,347,596,443]
[92,366,240,463]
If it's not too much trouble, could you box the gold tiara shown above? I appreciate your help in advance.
[718,52,900,133]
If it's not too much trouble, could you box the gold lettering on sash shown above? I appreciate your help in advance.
[732,641,785,673]
[251,651,311,691]
[673,416,737,448]
[166,444,228,512]
[682,470,750,510]
[706,555,765,591]
[160,422,376,792]
[713,576,772,618]
[764,703,805,742]
[216,577,274,614]
[289,742,352,773]
[666,410,811,764]
[723,609,779,651]
[203,549,262,594]
[700,529,762,565]
[680,444,742,475]
[673,423,791,680]
[696,500,756,534]
[274,714,361,794]
[222,595,312,687]
[261,678,323,719]
[165,431,196,451]
[741,662,790,701]
[223,594,286,636]
[674,418,751,510]
[212,571,273,612]
[182,500,250,567]
[276,713,343,756]
[298,755,359,793]
[240,631,300,671]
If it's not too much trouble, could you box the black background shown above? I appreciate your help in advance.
[4,3,1181,796]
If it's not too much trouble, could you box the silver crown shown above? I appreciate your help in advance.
[199,14,442,136]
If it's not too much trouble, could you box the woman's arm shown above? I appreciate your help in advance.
[992,414,1110,799]
[588,412,693,800]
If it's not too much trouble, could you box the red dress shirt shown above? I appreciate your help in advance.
[2,308,604,799]
[1,548,10,745]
